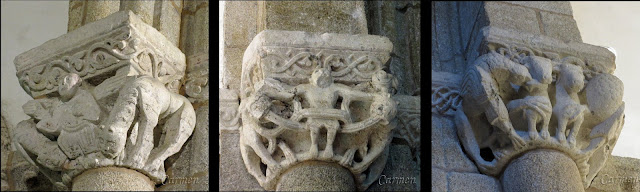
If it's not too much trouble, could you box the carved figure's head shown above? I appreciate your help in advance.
[58,73,82,101]
[310,67,332,88]
[522,56,553,85]
[555,64,585,93]
[372,70,392,93]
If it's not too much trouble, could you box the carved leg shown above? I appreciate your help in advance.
[540,113,551,140]
[309,125,319,158]
[321,123,339,159]
[526,110,539,140]
[100,86,139,158]
[124,114,158,168]
[145,102,196,172]
[567,116,584,147]
[556,118,568,144]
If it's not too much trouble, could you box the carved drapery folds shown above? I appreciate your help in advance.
[452,27,625,189]
[11,11,195,188]
[239,30,396,191]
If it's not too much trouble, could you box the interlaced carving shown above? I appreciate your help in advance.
[238,30,396,191]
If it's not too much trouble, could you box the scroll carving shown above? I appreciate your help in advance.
[455,46,625,188]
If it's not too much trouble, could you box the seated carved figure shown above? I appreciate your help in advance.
[460,51,532,150]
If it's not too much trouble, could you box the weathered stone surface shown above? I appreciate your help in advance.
[587,156,640,192]
[540,11,582,42]
[457,1,484,52]
[119,0,154,25]
[153,0,183,46]
[72,167,155,191]
[433,1,462,72]
[501,150,584,192]
[259,1,367,35]
[179,0,208,57]
[221,47,244,91]
[367,145,419,191]
[432,167,448,192]
[448,172,501,192]
[68,0,85,32]
[505,1,574,15]
[219,133,263,191]
[431,115,478,173]
[483,2,540,35]
[276,161,355,191]
[85,0,120,25]
[223,1,258,48]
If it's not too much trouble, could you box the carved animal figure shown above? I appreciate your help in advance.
[506,56,553,140]
[99,75,196,175]
[459,51,531,150]
[552,63,588,145]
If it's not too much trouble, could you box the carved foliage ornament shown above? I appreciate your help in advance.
[454,45,624,188]
[239,30,396,191]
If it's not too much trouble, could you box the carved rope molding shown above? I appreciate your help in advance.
[239,30,396,191]
[11,11,195,189]
[452,27,625,189]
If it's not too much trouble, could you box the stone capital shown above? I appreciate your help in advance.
[11,11,195,189]
[238,30,396,191]
[449,26,625,189]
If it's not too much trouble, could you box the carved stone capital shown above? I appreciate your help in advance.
[239,30,396,191]
[185,53,209,103]
[11,11,195,188]
[456,27,625,189]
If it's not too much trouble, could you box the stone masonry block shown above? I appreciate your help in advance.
[260,1,367,35]
[505,1,573,15]
[223,1,258,48]
[457,1,483,52]
[222,47,243,91]
[219,133,264,191]
[483,2,540,35]
[540,11,583,42]
[434,1,460,64]
[432,167,448,192]
[432,115,478,173]
[447,172,501,192]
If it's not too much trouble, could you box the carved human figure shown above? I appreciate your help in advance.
[98,75,196,176]
[553,63,588,146]
[507,56,553,140]
[460,52,532,150]
[290,67,373,159]
[14,73,101,173]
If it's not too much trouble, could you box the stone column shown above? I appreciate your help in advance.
[11,11,195,191]
[432,2,627,191]
[72,167,154,191]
